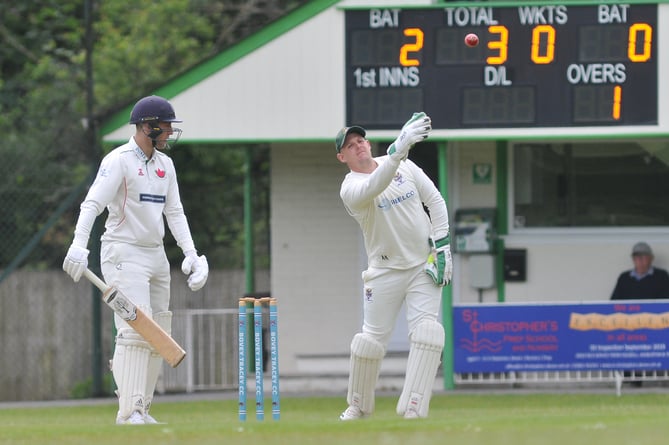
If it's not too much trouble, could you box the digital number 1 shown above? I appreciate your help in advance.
[612,85,621,120]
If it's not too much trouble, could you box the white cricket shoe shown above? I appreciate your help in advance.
[339,405,365,421]
[144,412,165,424]
[403,408,420,419]
[116,411,145,425]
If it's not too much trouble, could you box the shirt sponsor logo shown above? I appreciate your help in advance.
[133,146,148,161]
[140,193,166,203]
[378,198,391,210]
[377,190,415,211]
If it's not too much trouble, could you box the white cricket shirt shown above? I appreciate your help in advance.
[340,155,449,270]
[73,137,195,254]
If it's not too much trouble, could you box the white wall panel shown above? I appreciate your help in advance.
[269,142,365,373]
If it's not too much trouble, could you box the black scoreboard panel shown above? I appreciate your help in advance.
[345,4,658,130]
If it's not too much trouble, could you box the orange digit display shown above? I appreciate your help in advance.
[400,28,424,66]
[486,25,508,65]
[345,5,657,130]
[612,85,622,120]
[628,23,652,62]
[531,25,555,65]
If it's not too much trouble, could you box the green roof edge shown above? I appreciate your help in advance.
[101,0,341,136]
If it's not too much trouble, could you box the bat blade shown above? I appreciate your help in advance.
[128,309,186,368]
[83,269,186,367]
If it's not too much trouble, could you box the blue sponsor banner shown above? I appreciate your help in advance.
[453,301,669,373]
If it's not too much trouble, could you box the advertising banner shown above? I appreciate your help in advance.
[454,302,669,373]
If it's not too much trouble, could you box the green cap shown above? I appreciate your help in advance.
[334,126,366,153]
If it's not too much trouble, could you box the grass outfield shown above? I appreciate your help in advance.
[2,392,669,445]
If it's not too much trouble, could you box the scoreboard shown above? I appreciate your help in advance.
[344,3,662,136]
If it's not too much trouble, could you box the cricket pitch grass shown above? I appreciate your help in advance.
[2,392,669,445]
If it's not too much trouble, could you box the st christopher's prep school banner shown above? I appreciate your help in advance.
[453,302,669,373]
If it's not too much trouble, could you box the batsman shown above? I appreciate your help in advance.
[334,112,452,420]
[63,96,209,425]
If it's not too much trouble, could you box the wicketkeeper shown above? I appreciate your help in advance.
[334,113,452,420]
[63,95,209,425]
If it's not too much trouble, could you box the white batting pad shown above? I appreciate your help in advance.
[144,311,172,414]
[396,320,445,418]
[347,333,385,415]
[113,327,152,420]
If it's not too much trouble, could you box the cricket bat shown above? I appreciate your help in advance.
[83,269,186,368]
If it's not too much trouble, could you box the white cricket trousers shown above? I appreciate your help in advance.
[360,263,442,347]
[100,242,171,330]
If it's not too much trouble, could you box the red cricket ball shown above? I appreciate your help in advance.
[464,33,479,47]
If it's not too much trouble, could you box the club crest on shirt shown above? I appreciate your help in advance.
[365,287,373,302]
[393,172,405,185]
[156,168,166,178]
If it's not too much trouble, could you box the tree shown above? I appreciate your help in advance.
[0,0,307,272]
[0,1,91,269]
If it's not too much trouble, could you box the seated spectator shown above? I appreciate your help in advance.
[611,241,669,387]
[611,242,669,300]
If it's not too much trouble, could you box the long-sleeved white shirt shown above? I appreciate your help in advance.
[340,155,449,270]
[72,137,195,254]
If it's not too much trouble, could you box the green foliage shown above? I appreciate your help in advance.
[0,0,304,272]
[164,144,271,268]
[0,1,94,269]
[70,373,115,399]
[94,0,215,110]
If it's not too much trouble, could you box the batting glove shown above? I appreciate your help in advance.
[425,236,453,287]
[63,245,89,282]
[181,253,209,291]
[387,112,432,161]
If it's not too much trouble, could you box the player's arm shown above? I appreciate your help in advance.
[407,160,453,286]
[63,154,123,282]
[341,113,432,210]
[340,156,403,210]
[163,166,195,254]
[163,162,208,291]
[408,159,449,238]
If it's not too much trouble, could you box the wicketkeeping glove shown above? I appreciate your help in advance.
[63,245,89,282]
[387,112,432,161]
[425,235,453,287]
[181,253,209,291]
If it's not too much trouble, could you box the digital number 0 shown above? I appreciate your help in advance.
[628,23,652,62]
[531,25,555,64]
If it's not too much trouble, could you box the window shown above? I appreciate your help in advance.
[513,141,669,227]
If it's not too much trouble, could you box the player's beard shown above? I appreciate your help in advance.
[154,138,170,150]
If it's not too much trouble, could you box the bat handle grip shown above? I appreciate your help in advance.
[83,269,108,292]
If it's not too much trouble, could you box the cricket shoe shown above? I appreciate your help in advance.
[403,408,420,419]
[339,405,366,421]
[116,411,146,425]
[144,413,166,424]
